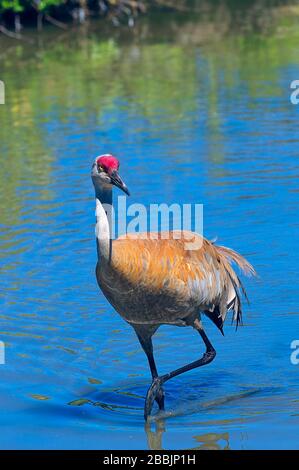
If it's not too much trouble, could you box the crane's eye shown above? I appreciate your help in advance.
[97,164,104,173]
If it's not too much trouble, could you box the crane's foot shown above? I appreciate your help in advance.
[144,377,165,420]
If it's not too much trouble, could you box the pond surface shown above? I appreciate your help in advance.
[0,6,299,449]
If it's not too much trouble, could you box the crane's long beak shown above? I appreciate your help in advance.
[110,171,130,196]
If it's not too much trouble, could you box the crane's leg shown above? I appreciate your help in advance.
[132,324,165,417]
[144,319,216,420]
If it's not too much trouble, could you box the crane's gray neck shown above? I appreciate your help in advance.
[95,185,112,206]
[94,183,113,263]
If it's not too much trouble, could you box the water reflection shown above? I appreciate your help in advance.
[146,420,230,450]
[145,420,226,451]
[0,4,299,450]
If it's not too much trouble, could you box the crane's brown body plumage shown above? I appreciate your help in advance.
[96,230,254,331]
[91,154,255,420]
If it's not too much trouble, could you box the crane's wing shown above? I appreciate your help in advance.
[111,231,255,332]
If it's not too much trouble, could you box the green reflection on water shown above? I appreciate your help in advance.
[0,6,299,228]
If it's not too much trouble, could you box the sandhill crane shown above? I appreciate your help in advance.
[91,154,255,420]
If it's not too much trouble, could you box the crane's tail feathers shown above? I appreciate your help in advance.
[216,245,256,277]
[227,271,243,330]
[215,245,256,330]
[204,308,225,336]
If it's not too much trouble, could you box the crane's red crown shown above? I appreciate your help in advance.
[96,154,119,174]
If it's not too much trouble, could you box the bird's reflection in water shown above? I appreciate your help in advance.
[145,419,166,450]
[192,432,230,450]
[145,419,230,450]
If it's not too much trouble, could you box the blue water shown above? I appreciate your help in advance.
[0,15,299,449]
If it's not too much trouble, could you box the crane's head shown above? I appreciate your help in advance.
[91,154,130,196]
